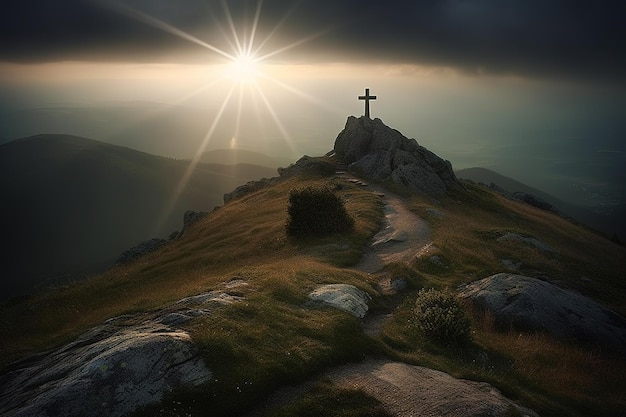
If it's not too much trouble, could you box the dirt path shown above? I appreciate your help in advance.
[246,177,539,417]
[343,178,433,274]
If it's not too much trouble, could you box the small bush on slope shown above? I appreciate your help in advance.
[286,186,355,237]
[412,288,472,345]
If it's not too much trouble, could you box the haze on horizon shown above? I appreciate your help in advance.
[1,0,625,208]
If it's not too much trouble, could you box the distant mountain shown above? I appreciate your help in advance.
[200,149,292,168]
[0,134,277,300]
[456,167,626,241]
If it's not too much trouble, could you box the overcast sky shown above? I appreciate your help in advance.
[1,0,625,83]
[1,0,625,207]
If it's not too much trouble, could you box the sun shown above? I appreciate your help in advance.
[226,52,261,83]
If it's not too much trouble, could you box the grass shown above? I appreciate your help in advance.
[1,163,625,417]
[260,381,392,417]
[374,181,626,416]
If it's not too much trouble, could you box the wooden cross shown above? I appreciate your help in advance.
[358,88,377,118]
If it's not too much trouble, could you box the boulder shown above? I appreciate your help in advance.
[0,324,211,417]
[333,116,462,197]
[458,273,626,353]
[277,155,336,178]
[0,283,247,417]
[308,284,371,318]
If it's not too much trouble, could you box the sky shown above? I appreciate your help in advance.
[1,0,625,208]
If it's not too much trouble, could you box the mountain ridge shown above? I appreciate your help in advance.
[0,134,278,300]
[456,167,626,241]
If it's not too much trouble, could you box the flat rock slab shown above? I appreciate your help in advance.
[252,360,538,417]
[330,361,538,417]
[0,282,247,417]
[308,284,371,318]
[458,273,626,353]
[0,324,211,417]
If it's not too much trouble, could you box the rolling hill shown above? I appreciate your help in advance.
[0,134,277,300]
[456,167,626,241]
[1,118,624,417]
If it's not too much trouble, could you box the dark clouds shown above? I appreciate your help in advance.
[1,0,625,82]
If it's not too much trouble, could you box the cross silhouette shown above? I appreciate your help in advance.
[358,88,377,118]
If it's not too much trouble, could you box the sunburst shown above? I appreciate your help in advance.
[96,0,332,232]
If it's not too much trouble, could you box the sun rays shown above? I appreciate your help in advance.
[97,0,333,232]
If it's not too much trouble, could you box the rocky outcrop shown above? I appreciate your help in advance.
[115,237,167,265]
[308,284,371,318]
[182,210,208,233]
[333,116,462,197]
[223,177,278,204]
[0,281,247,417]
[116,211,208,265]
[277,155,336,178]
[223,156,337,204]
[458,273,626,353]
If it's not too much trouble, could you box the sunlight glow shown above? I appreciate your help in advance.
[100,0,337,231]
[226,53,261,83]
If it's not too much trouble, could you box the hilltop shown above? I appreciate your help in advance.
[0,134,276,300]
[1,118,625,417]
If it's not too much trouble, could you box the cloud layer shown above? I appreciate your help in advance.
[2,0,625,81]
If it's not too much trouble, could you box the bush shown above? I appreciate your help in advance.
[286,186,355,237]
[412,288,472,345]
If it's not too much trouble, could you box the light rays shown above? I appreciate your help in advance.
[99,0,336,233]
[96,0,235,61]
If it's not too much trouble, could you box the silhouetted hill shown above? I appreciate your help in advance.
[0,134,277,300]
[200,148,291,168]
[456,167,626,241]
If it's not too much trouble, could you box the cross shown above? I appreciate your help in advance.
[358,88,377,118]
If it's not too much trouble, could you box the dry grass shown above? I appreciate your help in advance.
[0,173,382,369]
[409,183,626,315]
[469,308,626,416]
[2,167,625,417]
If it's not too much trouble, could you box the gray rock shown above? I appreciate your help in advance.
[223,177,277,204]
[0,324,211,417]
[308,284,371,318]
[333,116,462,197]
[115,237,167,265]
[513,192,560,214]
[0,284,246,417]
[496,232,556,253]
[258,359,539,417]
[328,361,539,417]
[277,155,336,178]
[425,207,445,219]
[458,273,626,353]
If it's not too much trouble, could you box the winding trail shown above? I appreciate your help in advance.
[339,174,433,275]
[247,175,538,417]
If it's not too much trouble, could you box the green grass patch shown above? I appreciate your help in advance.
[261,381,392,417]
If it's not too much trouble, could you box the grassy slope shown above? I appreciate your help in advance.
[1,164,624,416]
[0,134,277,299]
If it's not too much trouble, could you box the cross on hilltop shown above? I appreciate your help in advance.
[358,88,377,118]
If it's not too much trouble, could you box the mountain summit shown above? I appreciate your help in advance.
[333,116,462,197]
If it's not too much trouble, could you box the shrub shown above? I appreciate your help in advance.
[412,288,472,345]
[286,186,355,237]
